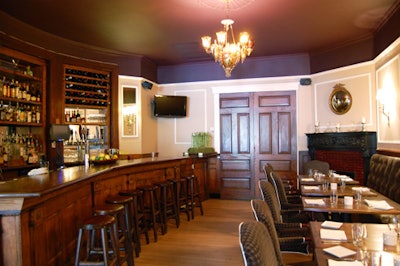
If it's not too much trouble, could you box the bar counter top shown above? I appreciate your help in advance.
[0,157,181,198]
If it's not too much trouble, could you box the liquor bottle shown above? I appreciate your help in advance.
[26,84,31,101]
[27,105,32,123]
[10,79,16,98]
[20,82,26,100]
[15,81,20,99]
[36,90,41,102]
[6,102,13,122]
[71,110,76,123]
[15,102,21,122]
[76,108,81,123]
[31,106,36,123]
[0,101,5,121]
[65,110,70,122]
[36,106,41,124]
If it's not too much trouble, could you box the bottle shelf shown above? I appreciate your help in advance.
[0,47,46,169]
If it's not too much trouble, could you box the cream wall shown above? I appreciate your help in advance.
[118,76,158,154]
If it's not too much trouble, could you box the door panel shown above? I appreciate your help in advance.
[254,91,297,197]
[219,93,254,199]
[219,90,297,199]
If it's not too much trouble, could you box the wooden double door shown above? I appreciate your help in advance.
[219,90,297,200]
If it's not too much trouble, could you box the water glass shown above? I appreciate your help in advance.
[369,251,381,266]
[354,190,362,203]
[322,178,329,191]
[308,168,313,177]
[341,178,346,191]
[330,189,338,206]
[352,223,364,246]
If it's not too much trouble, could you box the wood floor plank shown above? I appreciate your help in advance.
[135,199,253,266]
[134,199,314,266]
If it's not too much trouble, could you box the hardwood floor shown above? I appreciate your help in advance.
[134,199,313,266]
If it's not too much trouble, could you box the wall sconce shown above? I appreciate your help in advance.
[376,89,390,127]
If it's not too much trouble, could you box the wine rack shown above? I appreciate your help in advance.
[64,65,110,108]
[63,65,111,126]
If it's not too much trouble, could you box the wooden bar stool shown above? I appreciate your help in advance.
[74,215,119,266]
[174,178,191,221]
[185,175,204,219]
[137,185,164,242]
[119,189,150,256]
[93,203,134,266]
[154,180,179,233]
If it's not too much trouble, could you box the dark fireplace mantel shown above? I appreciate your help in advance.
[306,131,377,184]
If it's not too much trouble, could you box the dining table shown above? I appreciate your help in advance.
[301,185,377,197]
[310,221,400,266]
[298,174,360,188]
[302,193,400,216]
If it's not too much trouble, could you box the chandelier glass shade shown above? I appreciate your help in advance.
[201,17,254,77]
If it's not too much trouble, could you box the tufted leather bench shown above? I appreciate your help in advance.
[367,153,400,203]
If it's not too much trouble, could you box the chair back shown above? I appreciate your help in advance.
[262,163,274,182]
[271,171,290,207]
[239,221,282,266]
[258,180,283,223]
[304,160,330,176]
[251,200,285,263]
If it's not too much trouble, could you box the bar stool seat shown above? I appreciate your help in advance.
[137,185,164,242]
[75,215,119,266]
[93,202,134,266]
[154,180,180,233]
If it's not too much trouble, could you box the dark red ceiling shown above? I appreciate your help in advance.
[0,0,399,66]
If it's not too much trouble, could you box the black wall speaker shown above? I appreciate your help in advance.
[300,78,312,86]
[142,81,153,90]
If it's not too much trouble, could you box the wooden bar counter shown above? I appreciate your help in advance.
[0,155,216,266]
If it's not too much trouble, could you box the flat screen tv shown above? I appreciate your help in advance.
[153,95,187,117]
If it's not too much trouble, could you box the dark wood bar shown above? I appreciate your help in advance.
[0,155,216,266]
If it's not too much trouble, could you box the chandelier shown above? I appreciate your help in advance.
[201,0,254,77]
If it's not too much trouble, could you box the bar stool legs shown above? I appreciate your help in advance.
[175,178,191,221]
[186,175,204,220]
[119,189,150,256]
[155,180,180,233]
[75,215,119,266]
[93,203,134,266]
[137,185,164,242]
[105,195,136,266]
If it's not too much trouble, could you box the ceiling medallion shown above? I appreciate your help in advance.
[198,0,255,11]
[201,0,254,77]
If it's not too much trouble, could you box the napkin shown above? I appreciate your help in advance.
[28,167,49,176]
[328,259,363,266]
[304,198,325,206]
[364,199,393,210]
[352,187,370,192]
[303,185,320,191]
[324,246,355,258]
[301,177,315,182]
[320,229,347,241]
[321,221,343,229]
[333,173,353,181]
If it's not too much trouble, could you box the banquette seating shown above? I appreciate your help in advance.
[366,152,400,203]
